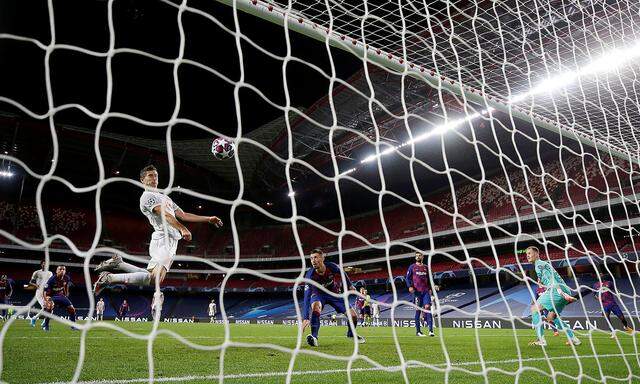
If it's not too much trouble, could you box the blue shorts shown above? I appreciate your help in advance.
[51,295,73,308]
[414,290,432,308]
[310,293,347,315]
[604,303,623,317]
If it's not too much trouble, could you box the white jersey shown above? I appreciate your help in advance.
[30,270,53,292]
[208,303,216,315]
[152,291,164,310]
[96,301,105,313]
[140,191,182,240]
[372,303,380,317]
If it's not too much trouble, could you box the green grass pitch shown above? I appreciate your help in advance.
[2,321,639,383]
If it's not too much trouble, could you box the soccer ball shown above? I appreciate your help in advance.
[331,314,337,321]
[211,138,235,160]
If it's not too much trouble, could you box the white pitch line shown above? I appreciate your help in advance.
[9,334,627,340]
[39,353,638,384]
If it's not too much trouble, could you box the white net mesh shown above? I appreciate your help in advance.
[1,0,640,382]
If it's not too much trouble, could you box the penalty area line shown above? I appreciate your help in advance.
[39,353,637,384]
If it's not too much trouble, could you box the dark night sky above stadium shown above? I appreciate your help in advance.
[0,0,583,225]
[0,0,363,138]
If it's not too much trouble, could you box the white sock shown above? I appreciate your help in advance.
[117,261,148,273]
[108,271,150,286]
[33,308,46,320]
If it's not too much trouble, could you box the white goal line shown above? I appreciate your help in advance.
[40,353,638,384]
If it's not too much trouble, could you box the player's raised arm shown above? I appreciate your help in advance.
[175,209,223,227]
[152,205,192,241]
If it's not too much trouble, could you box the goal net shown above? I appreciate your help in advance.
[1,0,640,382]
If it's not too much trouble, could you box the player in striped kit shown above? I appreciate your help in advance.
[28,260,53,327]
[593,280,633,337]
[406,251,434,337]
[43,265,77,331]
[302,249,365,347]
[0,274,12,321]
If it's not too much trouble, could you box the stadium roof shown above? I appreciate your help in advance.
[219,0,640,162]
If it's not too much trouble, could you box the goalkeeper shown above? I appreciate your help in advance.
[526,246,580,346]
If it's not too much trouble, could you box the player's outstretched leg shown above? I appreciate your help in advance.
[93,271,151,295]
[547,311,580,346]
[95,254,148,274]
[618,314,633,334]
[603,310,616,338]
[30,306,48,327]
[346,308,365,344]
[306,301,322,347]
[42,312,51,331]
[529,304,546,346]
[608,305,633,336]
[41,299,54,331]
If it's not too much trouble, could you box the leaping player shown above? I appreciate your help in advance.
[406,251,435,337]
[27,260,53,327]
[302,248,365,347]
[593,279,633,337]
[93,165,223,294]
[526,246,580,346]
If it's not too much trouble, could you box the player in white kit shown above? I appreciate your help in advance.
[371,301,380,326]
[151,290,164,320]
[28,260,53,328]
[208,299,217,322]
[93,165,223,295]
[96,298,105,321]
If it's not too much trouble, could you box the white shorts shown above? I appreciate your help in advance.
[35,290,45,307]
[147,234,178,272]
[96,311,104,315]
[209,311,215,316]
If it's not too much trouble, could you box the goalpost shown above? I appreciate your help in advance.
[1,0,640,382]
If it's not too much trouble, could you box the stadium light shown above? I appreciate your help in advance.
[509,40,640,103]
[360,108,494,164]
[353,41,640,169]
[0,170,14,178]
[339,168,357,176]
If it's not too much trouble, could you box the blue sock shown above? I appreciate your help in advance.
[553,317,575,339]
[310,310,320,338]
[415,310,422,333]
[426,311,433,333]
[532,312,544,340]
